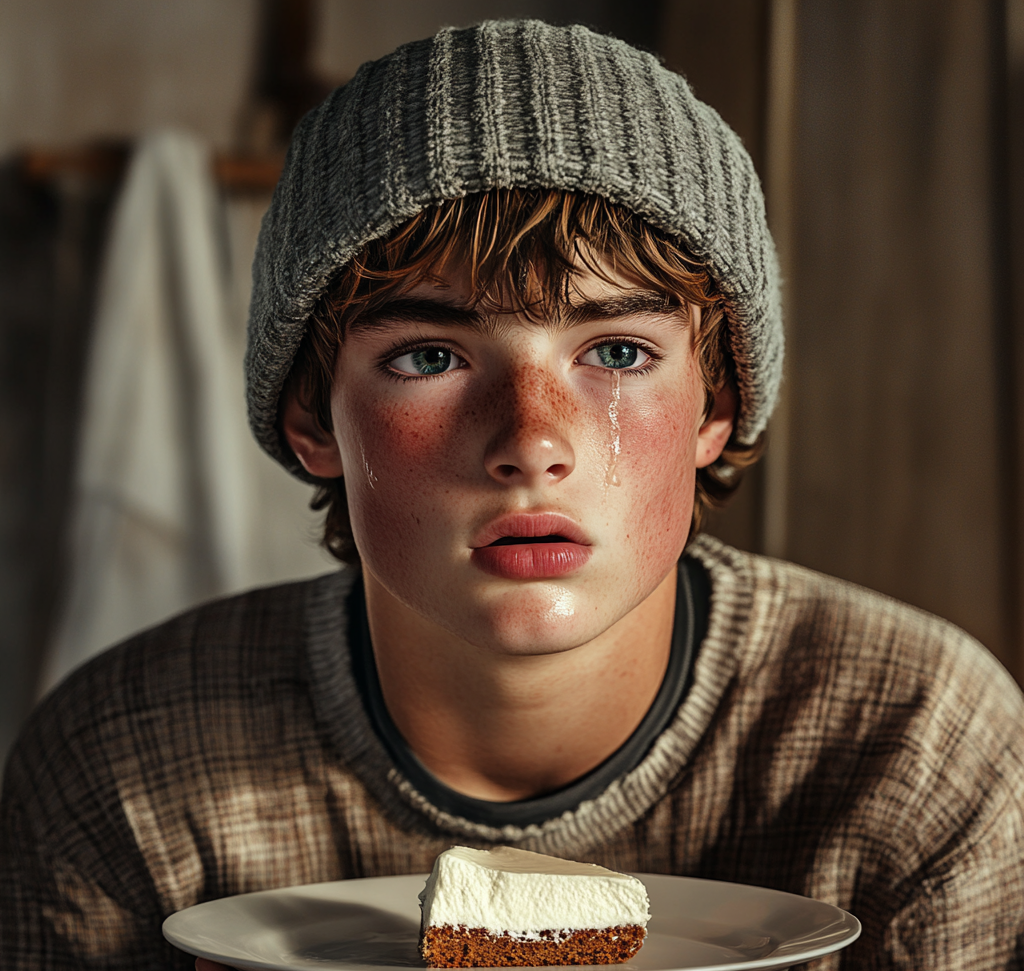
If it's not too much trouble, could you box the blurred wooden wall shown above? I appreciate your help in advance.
[1011,0,1024,683]
[663,0,1024,683]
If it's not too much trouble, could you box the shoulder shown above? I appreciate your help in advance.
[0,571,355,967]
[36,571,345,732]
[688,534,1024,872]
[3,571,349,828]
[689,533,1017,707]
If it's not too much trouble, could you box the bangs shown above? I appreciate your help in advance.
[319,188,724,333]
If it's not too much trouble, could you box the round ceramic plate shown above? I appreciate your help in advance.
[163,872,861,971]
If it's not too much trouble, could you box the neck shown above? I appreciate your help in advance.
[363,569,677,802]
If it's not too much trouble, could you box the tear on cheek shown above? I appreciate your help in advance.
[604,372,622,488]
[359,443,379,489]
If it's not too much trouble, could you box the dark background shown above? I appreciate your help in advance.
[2,0,1023,766]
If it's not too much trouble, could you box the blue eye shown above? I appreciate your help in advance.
[390,347,463,376]
[580,342,650,370]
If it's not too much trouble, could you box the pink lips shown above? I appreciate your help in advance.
[470,513,593,580]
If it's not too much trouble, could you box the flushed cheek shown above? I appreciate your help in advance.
[336,392,472,588]
[626,462,694,571]
[608,393,700,589]
[341,388,468,483]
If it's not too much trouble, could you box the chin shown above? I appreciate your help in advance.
[464,625,600,658]
[451,583,628,657]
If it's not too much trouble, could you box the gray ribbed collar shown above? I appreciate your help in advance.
[304,533,756,854]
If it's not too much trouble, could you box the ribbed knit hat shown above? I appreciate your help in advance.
[247,19,783,477]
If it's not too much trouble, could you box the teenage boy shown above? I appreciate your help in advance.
[3,20,1024,971]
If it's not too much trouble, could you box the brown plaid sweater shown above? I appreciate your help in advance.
[3,536,1024,970]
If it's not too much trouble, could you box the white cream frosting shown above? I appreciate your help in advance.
[419,846,650,935]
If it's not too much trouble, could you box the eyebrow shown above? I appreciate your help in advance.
[562,290,677,327]
[348,290,681,337]
[351,298,487,334]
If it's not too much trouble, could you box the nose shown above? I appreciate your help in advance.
[483,364,576,487]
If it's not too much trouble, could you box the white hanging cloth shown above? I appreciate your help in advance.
[42,130,331,695]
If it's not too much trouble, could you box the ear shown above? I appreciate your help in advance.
[695,383,738,469]
[280,388,345,479]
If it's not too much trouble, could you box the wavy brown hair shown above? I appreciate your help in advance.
[282,188,762,564]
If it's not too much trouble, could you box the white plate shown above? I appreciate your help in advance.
[163,872,861,971]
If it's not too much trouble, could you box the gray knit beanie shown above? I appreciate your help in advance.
[247,19,782,477]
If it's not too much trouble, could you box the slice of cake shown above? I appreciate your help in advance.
[418,846,650,968]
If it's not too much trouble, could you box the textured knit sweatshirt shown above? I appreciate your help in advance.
[3,536,1024,969]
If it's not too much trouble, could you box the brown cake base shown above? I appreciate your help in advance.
[420,924,646,968]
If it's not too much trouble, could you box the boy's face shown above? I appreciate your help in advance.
[295,257,734,655]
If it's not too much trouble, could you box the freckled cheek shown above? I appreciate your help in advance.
[335,391,475,585]
[618,390,702,477]
[340,393,465,483]
[616,393,702,575]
